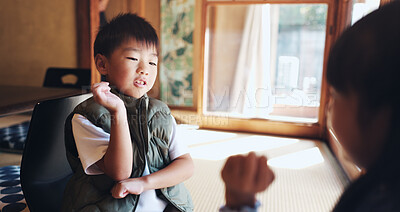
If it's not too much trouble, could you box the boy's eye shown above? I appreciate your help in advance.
[149,62,157,66]
[127,57,138,61]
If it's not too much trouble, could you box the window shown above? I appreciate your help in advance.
[203,3,329,126]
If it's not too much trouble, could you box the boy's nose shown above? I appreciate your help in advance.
[136,64,149,76]
[137,69,149,75]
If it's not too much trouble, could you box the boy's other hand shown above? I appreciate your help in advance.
[221,152,274,209]
[92,82,125,114]
[111,178,145,199]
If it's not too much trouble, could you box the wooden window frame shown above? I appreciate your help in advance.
[78,0,390,141]
[197,0,345,139]
[77,0,394,181]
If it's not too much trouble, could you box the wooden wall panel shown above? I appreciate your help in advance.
[0,0,77,86]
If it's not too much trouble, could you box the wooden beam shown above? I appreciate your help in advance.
[76,0,91,69]
[127,0,145,17]
[76,0,101,84]
[90,0,101,84]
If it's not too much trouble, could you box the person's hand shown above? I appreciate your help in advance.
[221,152,274,209]
[111,178,145,199]
[92,82,124,114]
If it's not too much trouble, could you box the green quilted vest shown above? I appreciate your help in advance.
[61,90,193,212]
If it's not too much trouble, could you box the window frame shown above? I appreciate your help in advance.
[197,0,346,139]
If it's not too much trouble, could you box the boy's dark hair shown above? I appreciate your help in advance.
[94,13,159,58]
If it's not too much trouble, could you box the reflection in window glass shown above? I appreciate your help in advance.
[351,0,380,25]
[204,4,328,123]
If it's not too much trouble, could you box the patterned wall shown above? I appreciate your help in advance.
[160,0,195,106]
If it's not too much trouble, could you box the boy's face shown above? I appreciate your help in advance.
[326,87,390,169]
[99,39,158,99]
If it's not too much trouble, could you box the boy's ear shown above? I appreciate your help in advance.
[95,54,108,75]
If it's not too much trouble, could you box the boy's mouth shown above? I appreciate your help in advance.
[134,79,147,87]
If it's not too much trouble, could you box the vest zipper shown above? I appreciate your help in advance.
[136,97,185,212]
[133,97,148,212]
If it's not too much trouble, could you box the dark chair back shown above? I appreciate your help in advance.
[43,67,91,90]
[20,93,92,212]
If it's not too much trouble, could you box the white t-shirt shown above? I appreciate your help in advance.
[72,114,188,212]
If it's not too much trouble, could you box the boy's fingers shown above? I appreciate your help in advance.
[111,185,119,198]
[95,83,110,91]
[91,82,108,89]
[92,83,111,100]
[91,82,110,95]
[111,182,128,199]
[98,85,111,93]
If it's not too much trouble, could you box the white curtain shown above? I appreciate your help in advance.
[229,5,273,118]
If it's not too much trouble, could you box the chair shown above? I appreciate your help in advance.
[43,67,91,90]
[20,93,92,212]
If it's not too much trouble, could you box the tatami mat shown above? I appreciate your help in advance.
[0,122,347,211]
[182,128,348,212]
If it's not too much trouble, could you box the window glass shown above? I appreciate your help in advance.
[204,4,328,123]
[351,0,380,25]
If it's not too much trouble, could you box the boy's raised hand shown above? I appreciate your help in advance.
[92,82,125,114]
[93,82,133,181]
[221,152,274,209]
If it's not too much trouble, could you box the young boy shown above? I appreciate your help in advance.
[62,14,194,212]
[220,1,400,211]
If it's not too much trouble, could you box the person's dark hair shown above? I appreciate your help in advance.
[327,1,400,118]
[94,13,159,58]
[327,0,400,169]
[328,3,400,211]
